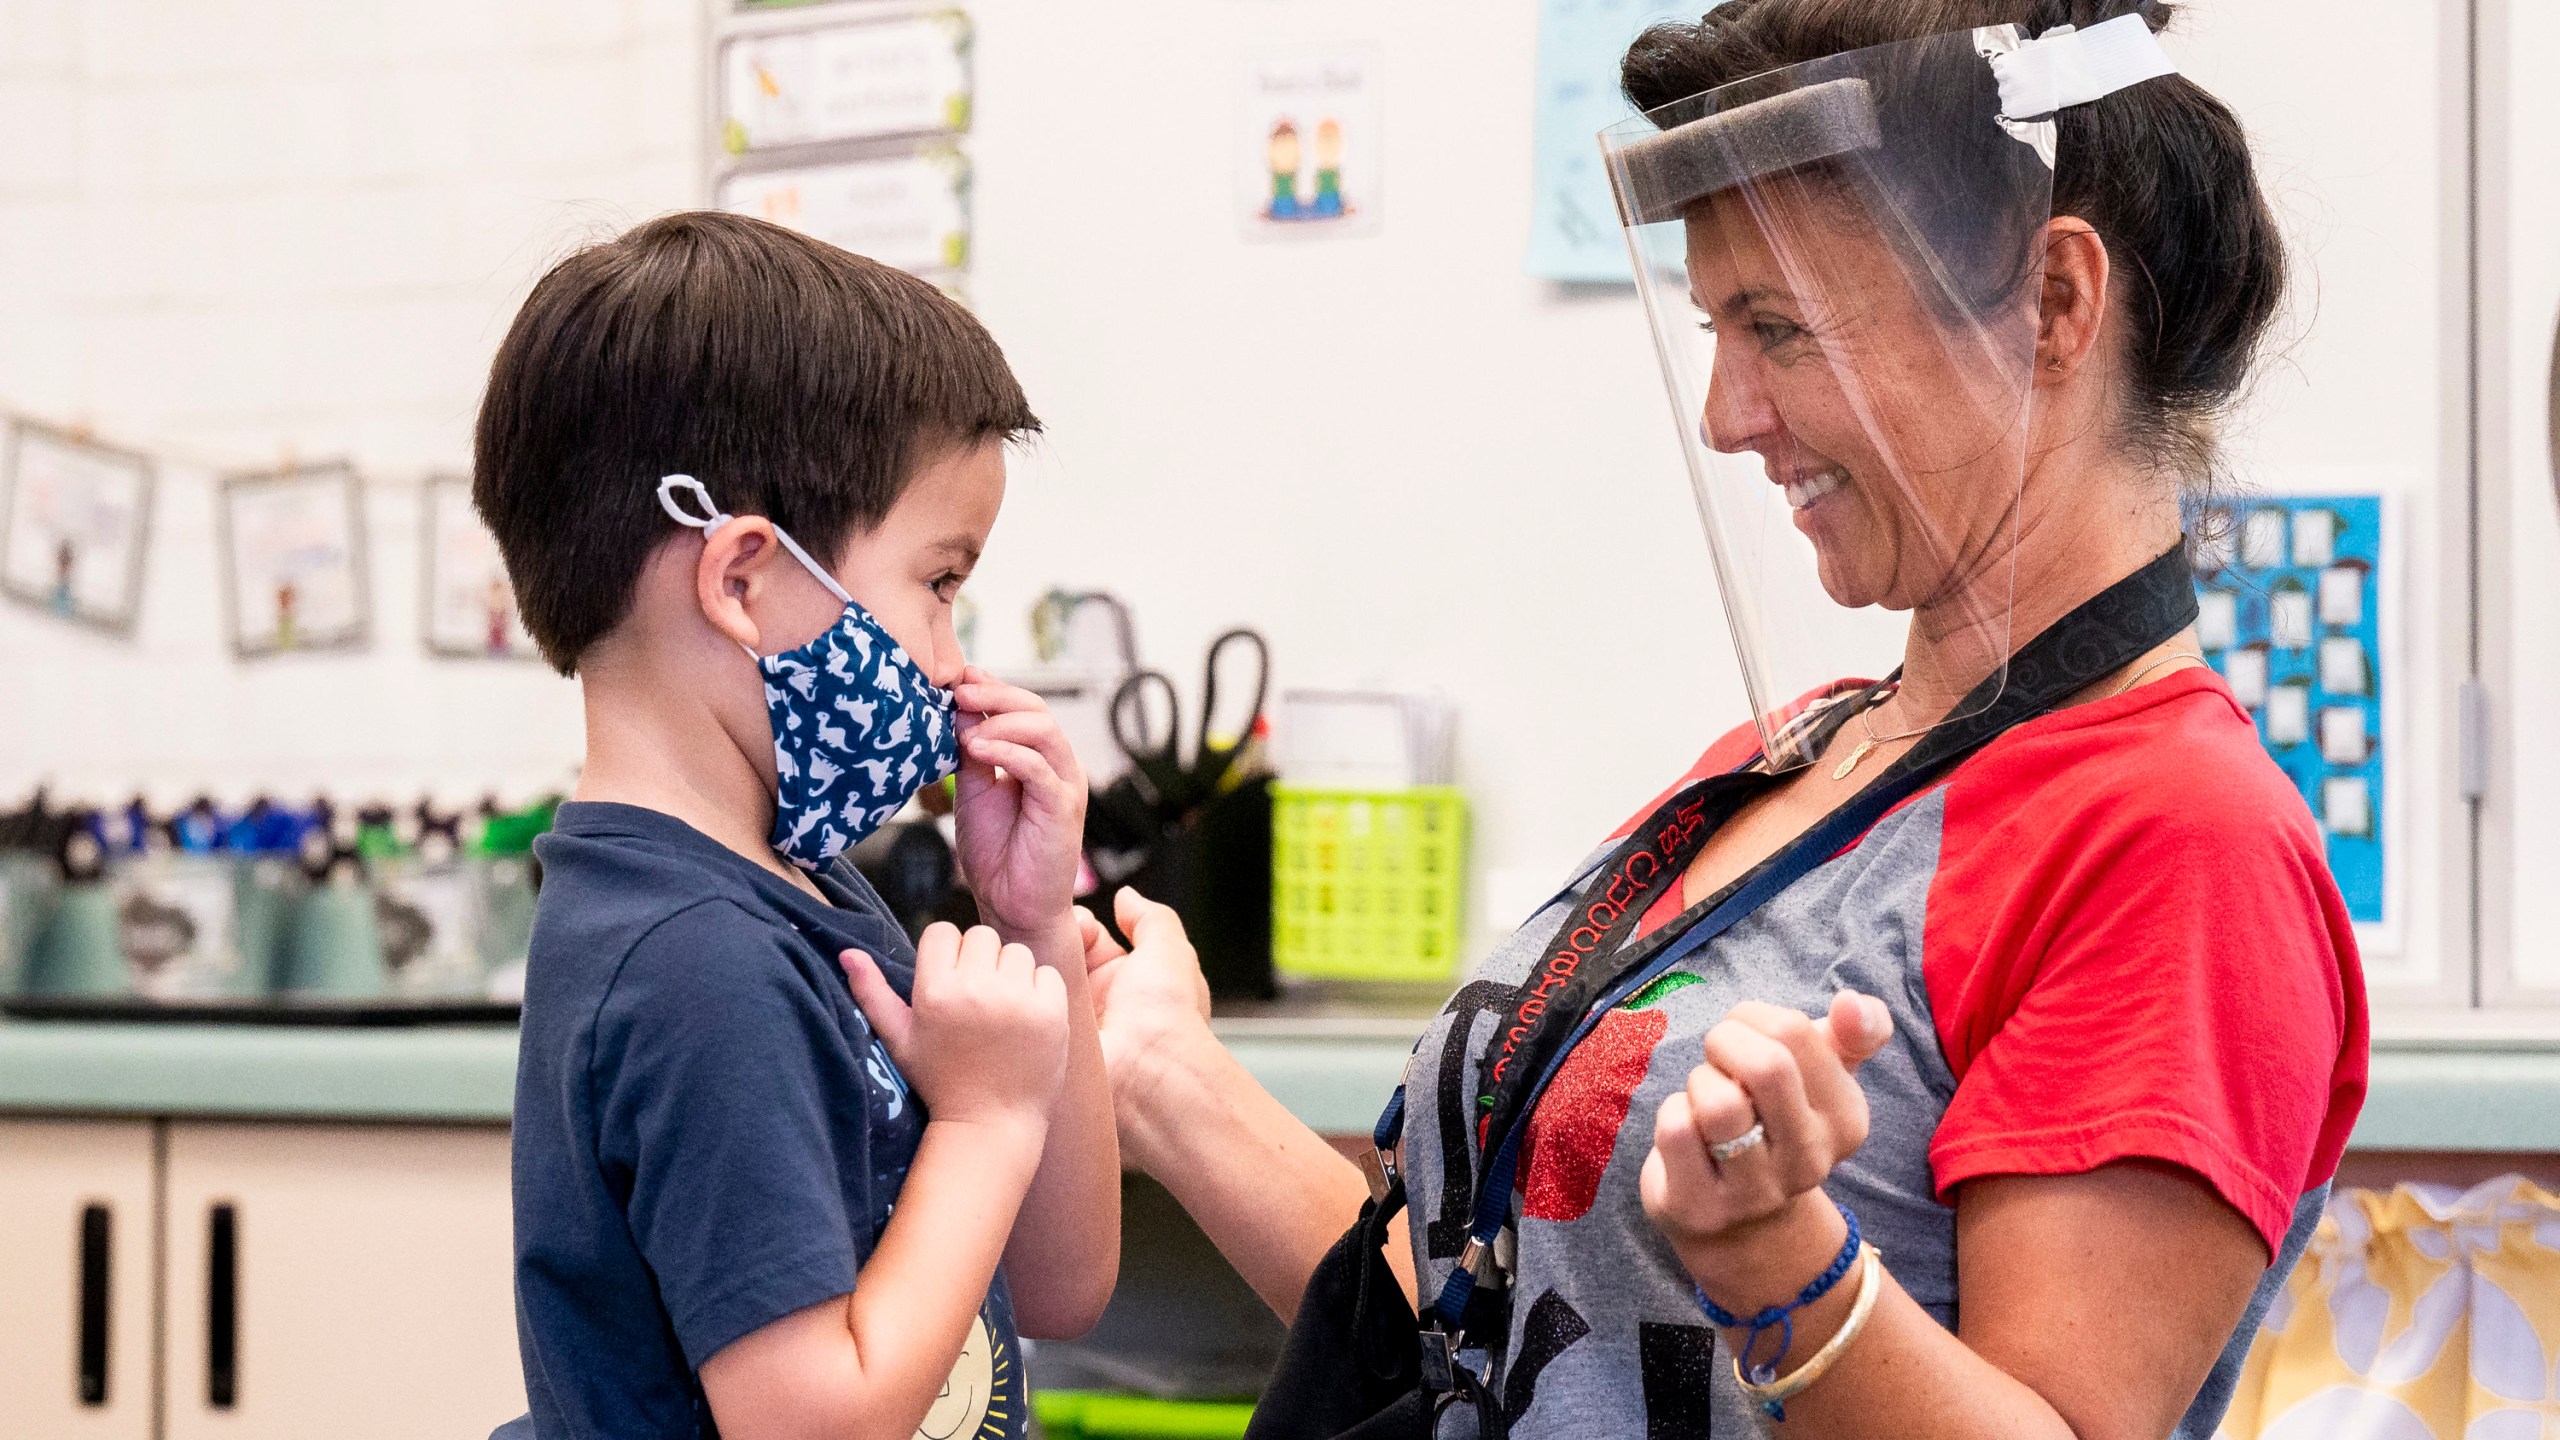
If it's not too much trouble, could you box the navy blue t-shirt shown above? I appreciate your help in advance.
[497,802,1027,1440]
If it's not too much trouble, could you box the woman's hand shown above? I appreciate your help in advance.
[1077,890,1213,1163]
[1641,993,1894,1295]
[949,667,1089,938]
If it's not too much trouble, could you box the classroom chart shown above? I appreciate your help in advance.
[2194,495,2386,924]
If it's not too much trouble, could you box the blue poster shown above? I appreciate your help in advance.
[1526,0,1694,283]
[2194,496,2385,924]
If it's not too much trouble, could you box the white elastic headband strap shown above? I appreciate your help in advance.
[655,473,854,607]
[1981,15,2178,124]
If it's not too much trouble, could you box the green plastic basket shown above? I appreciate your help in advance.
[1271,786,1469,983]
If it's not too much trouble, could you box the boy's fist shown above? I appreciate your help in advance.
[842,923,1068,1133]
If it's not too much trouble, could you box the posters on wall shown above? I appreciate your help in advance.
[2194,495,2388,925]
[217,463,372,658]
[422,474,536,661]
[1237,46,1383,240]
[0,420,156,633]
[1526,0,1693,283]
[710,4,977,293]
[717,10,973,156]
[718,150,973,279]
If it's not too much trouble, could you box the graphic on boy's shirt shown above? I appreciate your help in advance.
[916,1304,1020,1440]
[865,1038,910,1119]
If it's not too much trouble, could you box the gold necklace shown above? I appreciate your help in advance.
[1832,653,2206,781]
[2112,651,2206,697]
[1830,685,1932,781]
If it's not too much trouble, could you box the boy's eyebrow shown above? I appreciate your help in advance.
[927,535,982,565]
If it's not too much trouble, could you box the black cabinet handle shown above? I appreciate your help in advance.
[77,1203,110,1407]
[207,1203,238,1410]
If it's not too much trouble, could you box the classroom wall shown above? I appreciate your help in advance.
[0,0,2499,964]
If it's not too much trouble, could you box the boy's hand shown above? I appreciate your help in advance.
[949,667,1088,938]
[842,923,1068,1134]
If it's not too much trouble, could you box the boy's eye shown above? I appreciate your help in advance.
[930,573,966,602]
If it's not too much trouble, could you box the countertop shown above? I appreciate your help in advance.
[3,1013,2557,1151]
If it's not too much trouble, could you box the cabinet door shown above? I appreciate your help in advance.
[0,1120,157,1440]
[2484,0,2560,1002]
[162,1123,523,1440]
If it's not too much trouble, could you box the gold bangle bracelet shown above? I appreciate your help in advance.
[1732,1244,1885,1420]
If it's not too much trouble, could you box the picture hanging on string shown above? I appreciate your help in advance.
[421,474,537,661]
[0,418,157,634]
[217,462,372,658]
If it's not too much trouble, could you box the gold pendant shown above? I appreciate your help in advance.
[1832,738,1877,781]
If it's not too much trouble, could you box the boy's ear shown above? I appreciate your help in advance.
[692,516,786,654]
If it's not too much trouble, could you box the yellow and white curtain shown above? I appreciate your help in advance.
[2219,1177,2560,1440]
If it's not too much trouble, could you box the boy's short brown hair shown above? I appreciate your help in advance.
[474,211,1040,674]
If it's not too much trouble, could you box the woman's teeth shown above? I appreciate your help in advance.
[1785,468,1848,511]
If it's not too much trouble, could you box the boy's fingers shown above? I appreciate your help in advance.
[997,941,1037,989]
[914,922,961,982]
[956,711,1086,789]
[839,950,913,1055]
[959,924,1004,973]
[951,676,1049,718]
[962,737,1064,797]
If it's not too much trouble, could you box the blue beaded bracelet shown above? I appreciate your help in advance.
[1692,1198,1864,1391]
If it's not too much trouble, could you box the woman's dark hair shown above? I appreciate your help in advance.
[1624,0,2285,488]
[474,211,1040,675]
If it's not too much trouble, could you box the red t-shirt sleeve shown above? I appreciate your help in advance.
[1922,678,2369,1258]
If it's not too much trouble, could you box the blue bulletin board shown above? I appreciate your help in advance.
[1526,0,1693,283]
[2194,496,2384,924]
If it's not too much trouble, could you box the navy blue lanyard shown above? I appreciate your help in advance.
[1418,752,1952,1329]
[1398,540,2204,1332]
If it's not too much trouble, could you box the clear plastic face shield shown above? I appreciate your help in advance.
[1601,17,2176,768]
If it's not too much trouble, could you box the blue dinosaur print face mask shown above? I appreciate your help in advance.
[658,475,959,871]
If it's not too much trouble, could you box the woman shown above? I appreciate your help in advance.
[1083,3,2366,1437]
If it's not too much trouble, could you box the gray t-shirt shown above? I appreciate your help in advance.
[1402,685,2356,1437]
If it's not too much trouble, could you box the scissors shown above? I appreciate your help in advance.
[1109,627,1271,816]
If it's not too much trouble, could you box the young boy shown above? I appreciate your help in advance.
[476,212,1118,1439]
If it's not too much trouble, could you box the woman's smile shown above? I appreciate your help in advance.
[1782,465,1850,514]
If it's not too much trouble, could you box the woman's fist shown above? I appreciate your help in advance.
[1641,992,1893,1251]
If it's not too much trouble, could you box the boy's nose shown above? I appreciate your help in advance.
[924,628,966,691]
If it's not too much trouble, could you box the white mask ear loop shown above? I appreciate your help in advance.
[658,473,856,661]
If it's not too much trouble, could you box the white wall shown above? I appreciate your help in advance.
[0,0,2507,966]
[2483,0,2560,999]
[0,0,698,803]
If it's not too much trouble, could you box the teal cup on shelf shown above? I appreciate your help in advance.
[0,855,61,996]
[279,872,387,1001]
[24,882,132,999]
[229,858,306,1000]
